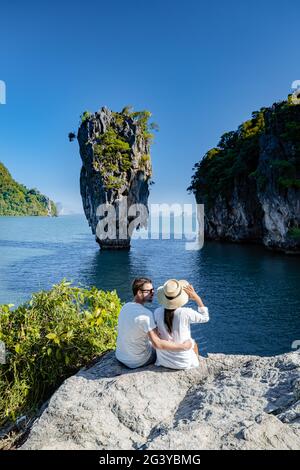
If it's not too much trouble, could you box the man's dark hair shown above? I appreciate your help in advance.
[132,278,152,296]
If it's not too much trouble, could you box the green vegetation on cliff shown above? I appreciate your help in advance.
[79,106,157,191]
[188,95,300,206]
[100,108,156,190]
[93,126,132,190]
[0,280,122,426]
[0,162,57,216]
[116,106,159,143]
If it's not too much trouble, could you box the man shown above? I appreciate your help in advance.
[115,277,193,369]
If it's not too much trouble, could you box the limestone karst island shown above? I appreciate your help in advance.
[188,95,300,254]
[75,106,154,249]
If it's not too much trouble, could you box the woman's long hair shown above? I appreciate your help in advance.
[164,308,175,334]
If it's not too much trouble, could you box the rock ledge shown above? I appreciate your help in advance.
[21,351,300,450]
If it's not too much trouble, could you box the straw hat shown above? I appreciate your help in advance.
[157,279,189,309]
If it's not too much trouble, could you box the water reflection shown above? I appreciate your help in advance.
[81,250,137,301]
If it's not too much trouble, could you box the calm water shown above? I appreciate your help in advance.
[0,215,299,356]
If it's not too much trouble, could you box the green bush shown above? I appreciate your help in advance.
[287,227,300,239]
[271,159,295,171]
[93,127,131,189]
[128,110,157,143]
[278,177,300,189]
[105,175,124,190]
[80,111,91,123]
[188,111,265,202]
[139,154,151,170]
[249,170,268,191]
[0,280,122,427]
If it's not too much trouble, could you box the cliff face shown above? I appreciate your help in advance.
[21,351,300,450]
[189,97,300,253]
[77,107,153,249]
[0,162,57,216]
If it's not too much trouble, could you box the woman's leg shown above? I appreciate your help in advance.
[193,341,199,357]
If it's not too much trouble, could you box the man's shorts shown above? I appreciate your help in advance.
[142,347,157,366]
[116,347,157,369]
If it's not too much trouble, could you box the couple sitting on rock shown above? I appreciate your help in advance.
[115,277,209,370]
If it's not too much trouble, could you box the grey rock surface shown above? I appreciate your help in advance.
[21,351,300,450]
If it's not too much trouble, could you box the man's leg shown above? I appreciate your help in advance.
[193,341,199,357]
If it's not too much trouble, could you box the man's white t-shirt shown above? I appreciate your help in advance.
[115,302,156,368]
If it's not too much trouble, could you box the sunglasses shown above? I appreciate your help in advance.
[140,288,154,294]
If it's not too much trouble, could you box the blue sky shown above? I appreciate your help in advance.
[0,0,299,213]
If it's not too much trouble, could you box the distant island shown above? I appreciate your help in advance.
[188,94,300,254]
[0,162,57,216]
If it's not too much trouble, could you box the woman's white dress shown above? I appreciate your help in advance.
[153,305,209,369]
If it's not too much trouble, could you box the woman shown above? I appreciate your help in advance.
[154,279,209,369]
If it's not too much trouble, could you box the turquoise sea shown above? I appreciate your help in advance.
[0,215,299,356]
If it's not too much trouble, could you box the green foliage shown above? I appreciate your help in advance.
[130,110,152,122]
[287,227,300,239]
[105,175,124,190]
[278,119,300,155]
[100,127,131,153]
[120,105,134,115]
[142,131,154,142]
[0,162,57,216]
[218,131,238,150]
[117,106,158,139]
[188,96,300,203]
[149,122,160,131]
[139,154,151,171]
[112,112,125,127]
[270,159,299,189]
[277,177,300,189]
[128,110,157,143]
[93,127,131,190]
[80,106,155,191]
[0,280,122,426]
[271,159,295,170]
[188,112,265,202]
[119,153,132,172]
[50,201,57,215]
[80,111,91,124]
[249,170,268,191]
[287,93,300,106]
